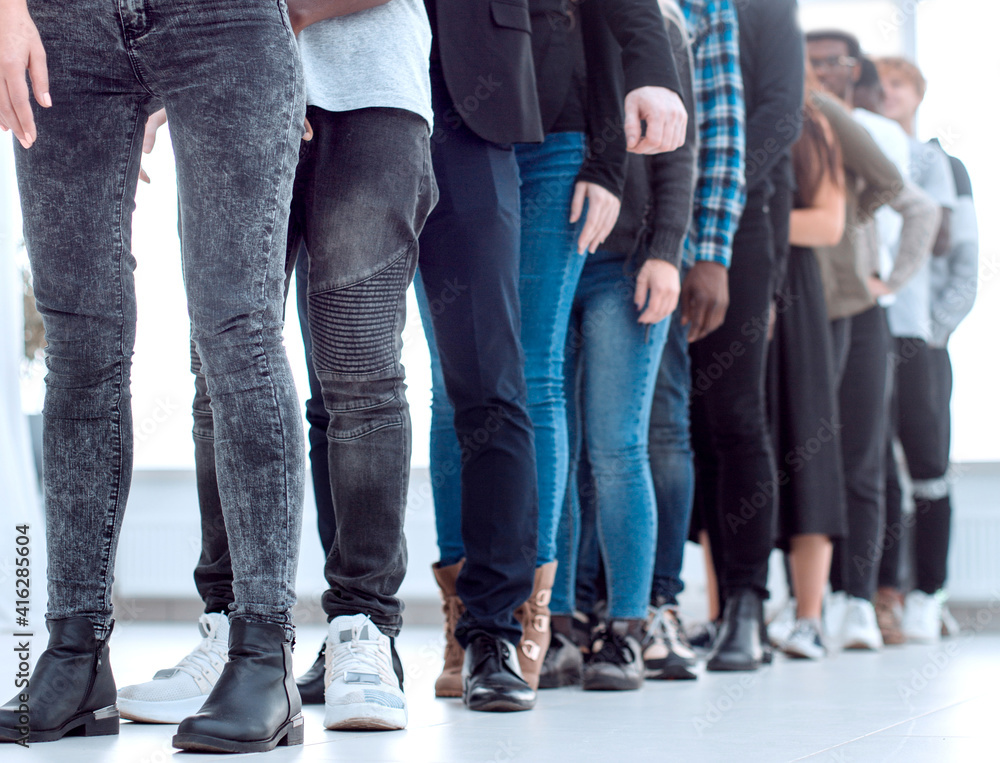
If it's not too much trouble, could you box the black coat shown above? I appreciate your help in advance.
[433,0,545,145]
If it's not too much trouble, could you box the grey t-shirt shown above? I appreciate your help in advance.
[297,0,433,128]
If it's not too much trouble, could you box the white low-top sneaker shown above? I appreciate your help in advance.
[118,612,229,723]
[324,614,406,731]
[767,598,797,649]
[822,591,847,648]
[841,597,883,651]
[782,619,826,660]
[902,590,943,643]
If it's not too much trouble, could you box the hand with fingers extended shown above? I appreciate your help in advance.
[635,259,680,326]
[680,261,729,342]
[138,108,167,184]
[623,86,687,155]
[0,0,51,149]
[570,181,621,255]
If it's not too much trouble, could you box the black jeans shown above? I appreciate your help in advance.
[880,340,953,594]
[193,106,436,637]
[415,64,539,648]
[691,199,778,601]
[19,0,305,639]
[829,305,891,601]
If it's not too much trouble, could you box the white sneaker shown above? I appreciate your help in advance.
[841,597,883,651]
[767,599,796,649]
[324,614,406,731]
[118,612,229,723]
[822,591,847,647]
[902,590,943,643]
[940,603,961,638]
[782,619,826,660]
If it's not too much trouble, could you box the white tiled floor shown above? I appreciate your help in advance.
[10,620,1000,762]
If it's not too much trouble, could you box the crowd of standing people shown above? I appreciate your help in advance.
[0,0,977,753]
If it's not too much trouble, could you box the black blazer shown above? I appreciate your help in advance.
[434,0,545,145]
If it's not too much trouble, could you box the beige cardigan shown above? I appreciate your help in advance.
[812,93,939,320]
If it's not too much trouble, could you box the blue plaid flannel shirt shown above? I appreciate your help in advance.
[679,0,746,267]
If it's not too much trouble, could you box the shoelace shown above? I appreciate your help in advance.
[590,627,635,666]
[327,627,394,685]
[470,636,512,673]
[172,615,226,682]
[646,606,692,650]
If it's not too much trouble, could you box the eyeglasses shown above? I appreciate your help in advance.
[810,55,858,71]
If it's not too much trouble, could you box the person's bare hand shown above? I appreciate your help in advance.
[0,0,50,149]
[623,86,687,155]
[303,116,313,142]
[570,181,621,255]
[138,108,167,184]
[635,259,680,325]
[680,261,729,342]
[867,276,891,298]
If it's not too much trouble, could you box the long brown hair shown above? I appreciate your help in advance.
[792,64,844,209]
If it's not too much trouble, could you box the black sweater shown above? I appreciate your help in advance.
[601,11,697,268]
[528,0,685,198]
[737,0,804,198]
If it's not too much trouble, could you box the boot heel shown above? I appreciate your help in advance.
[279,714,304,746]
[80,707,120,737]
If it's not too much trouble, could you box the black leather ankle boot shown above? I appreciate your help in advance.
[707,589,765,672]
[0,617,118,743]
[172,620,303,753]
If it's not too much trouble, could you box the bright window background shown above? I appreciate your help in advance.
[20,0,996,467]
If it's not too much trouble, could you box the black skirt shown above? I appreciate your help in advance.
[766,246,848,548]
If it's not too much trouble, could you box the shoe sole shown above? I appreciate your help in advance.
[782,644,825,660]
[324,705,407,731]
[0,706,118,743]
[706,658,760,672]
[645,664,697,680]
[581,672,643,691]
[435,688,463,698]
[463,690,535,712]
[118,695,210,724]
[841,640,882,650]
[172,714,304,753]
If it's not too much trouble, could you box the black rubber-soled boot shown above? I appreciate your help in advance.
[295,644,326,705]
[707,589,766,672]
[0,617,119,743]
[172,620,304,753]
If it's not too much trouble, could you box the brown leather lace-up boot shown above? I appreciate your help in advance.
[432,560,466,697]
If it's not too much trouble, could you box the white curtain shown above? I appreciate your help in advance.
[1,139,45,676]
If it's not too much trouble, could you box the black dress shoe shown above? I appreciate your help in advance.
[173,620,303,753]
[462,633,536,712]
[0,617,119,743]
[707,589,766,672]
[295,644,326,705]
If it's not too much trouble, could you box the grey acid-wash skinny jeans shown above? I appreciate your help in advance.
[16,0,305,641]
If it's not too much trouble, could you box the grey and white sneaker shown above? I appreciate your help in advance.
[767,599,797,649]
[324,614,406,731]
[782,619,826,660]
[841,597,883,651]
[118,612,229,723]
[642,606,696,680]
